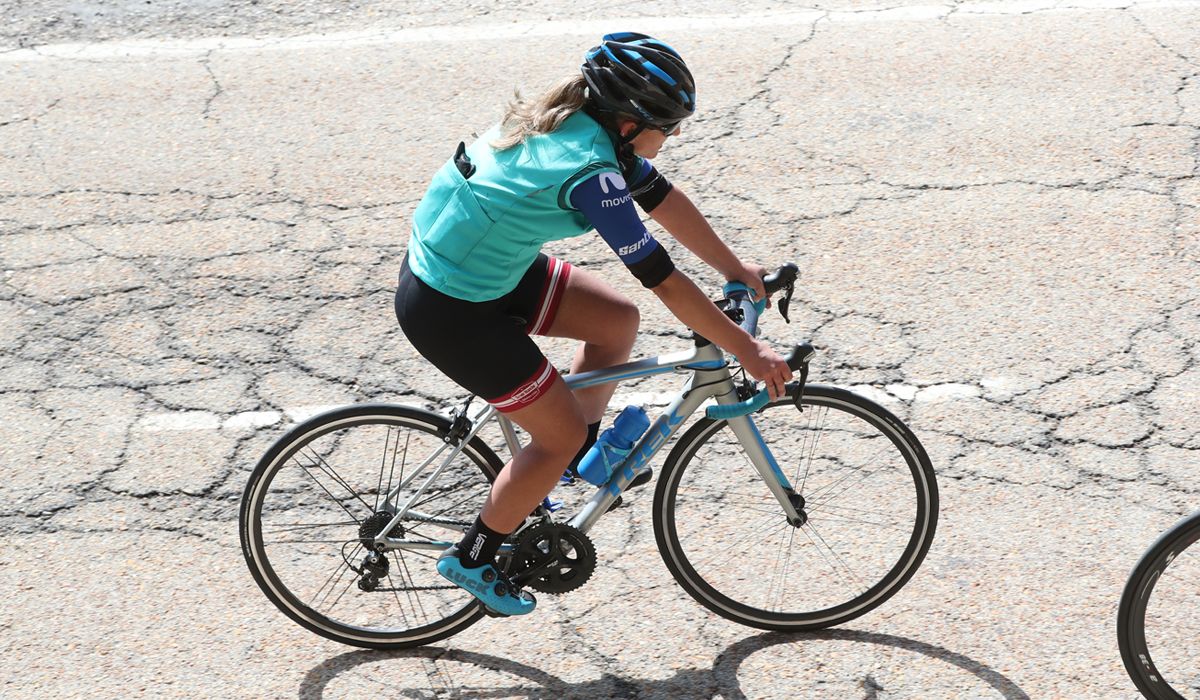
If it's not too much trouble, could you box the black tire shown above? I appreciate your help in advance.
[239,403,503,649]
[1118,509,1200,700]
[653,383,938,631]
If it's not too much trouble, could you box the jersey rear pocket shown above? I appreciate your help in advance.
[412,159,494,264]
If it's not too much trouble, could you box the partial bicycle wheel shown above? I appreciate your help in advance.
[239,403,502,649]
[1118,509,1200,700]
[654,383,938,630]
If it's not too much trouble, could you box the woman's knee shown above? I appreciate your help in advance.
[529,415,588,459]
[509,381,588,456]
[611,297,640,346]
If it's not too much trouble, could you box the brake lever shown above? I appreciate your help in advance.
[778,282,794,323]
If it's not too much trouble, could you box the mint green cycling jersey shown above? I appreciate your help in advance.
[408,111,625,302]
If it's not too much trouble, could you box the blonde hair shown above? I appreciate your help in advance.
[491,75,590,150]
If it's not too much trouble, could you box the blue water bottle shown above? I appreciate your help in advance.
[577,406,650,486]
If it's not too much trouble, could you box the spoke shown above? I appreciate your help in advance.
[773,526,800,613]
[376,425,394,513]
[766,522,787,612]
[793,408,814,488]
[799,406,830,493]
[384,544,442,563]
[383,429,411,514]
[697,500,787,518]
[686,515,791,572]
[807,501,910,531]
[803,441,896,503]
[263,520,358,534]
[410,477,487,514]
[394,549,433,626]
[292,455,362,524]
[311,544,361,611]
[808,512,909,532]
[805,520,865,590]
[327,558,364,613]
[403,522,467,545]
[302,446,376,514]
[672,481,780,502]
[268,538,361,545]
[799,525,854,591]
[385,552,413,629]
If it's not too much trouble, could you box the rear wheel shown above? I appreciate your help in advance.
[654,384,937,630]
[239,404,501,649]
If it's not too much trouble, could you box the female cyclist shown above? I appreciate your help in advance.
[394,32,793,616]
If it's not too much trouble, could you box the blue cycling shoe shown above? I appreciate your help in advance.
[436,546,537,617]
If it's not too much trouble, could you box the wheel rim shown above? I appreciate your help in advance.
[243,410,496,643]
[659,391,935,626]
[1122,515,1200,700]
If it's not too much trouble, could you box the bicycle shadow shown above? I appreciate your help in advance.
[298,629,1030,699]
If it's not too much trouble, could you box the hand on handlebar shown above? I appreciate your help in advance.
[724,263,771,309]
[738,338,793,401]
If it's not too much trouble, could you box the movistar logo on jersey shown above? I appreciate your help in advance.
[618,231,652,257]
[598,172,627,193]
[599,172,632,208]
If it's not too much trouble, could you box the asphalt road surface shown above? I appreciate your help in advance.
[2,1,1199,698]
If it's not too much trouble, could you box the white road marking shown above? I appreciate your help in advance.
[1,1,1190,62]
[283,405,344,423]
[222,411,282,431]
[886,384,920,401]
[915,383,983,402]
[133,377,1004,431]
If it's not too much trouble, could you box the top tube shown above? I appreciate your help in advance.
[564,345,726,392]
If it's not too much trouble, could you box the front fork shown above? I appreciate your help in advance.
[713,354,812,527]
[723,411,807,526]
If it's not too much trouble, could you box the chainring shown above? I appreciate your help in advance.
[506,522,596,594]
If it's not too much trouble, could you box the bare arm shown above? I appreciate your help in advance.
[648,186,769,303]
[649,270,792,399]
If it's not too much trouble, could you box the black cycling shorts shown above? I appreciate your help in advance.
[395,253,572,413]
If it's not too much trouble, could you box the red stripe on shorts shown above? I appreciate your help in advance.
[526,258,572,336]
[489,358,557,413]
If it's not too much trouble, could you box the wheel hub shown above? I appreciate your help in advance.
[787,492,808,527]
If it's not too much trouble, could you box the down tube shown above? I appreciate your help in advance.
[568,380,714,534]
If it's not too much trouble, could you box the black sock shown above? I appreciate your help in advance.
[566,421,602,478]
[457,516,508,568]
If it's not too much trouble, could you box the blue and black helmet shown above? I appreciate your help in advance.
[581,32,696,133]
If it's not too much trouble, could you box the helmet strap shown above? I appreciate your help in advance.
[617,122,647,161]
[619,122,647,145]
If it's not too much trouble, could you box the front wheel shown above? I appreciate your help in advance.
[1117,509,1200,700]
[654,383,938,631]
[239,404,503,649]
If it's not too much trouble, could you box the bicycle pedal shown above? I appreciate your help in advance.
[481,605,510,619]
[629,468,653,490]
[606,495,624,513]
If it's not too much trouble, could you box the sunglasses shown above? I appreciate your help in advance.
[658,119,684,135]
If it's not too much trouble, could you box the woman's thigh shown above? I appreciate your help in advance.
[541,264,640,345]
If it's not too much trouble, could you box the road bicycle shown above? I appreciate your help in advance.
[239,263,939,649]
[1118,508,1200,699]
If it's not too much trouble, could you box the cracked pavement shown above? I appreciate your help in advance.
[2,1,1199,698]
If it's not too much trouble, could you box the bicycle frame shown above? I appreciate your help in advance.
[373,341,802,553]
